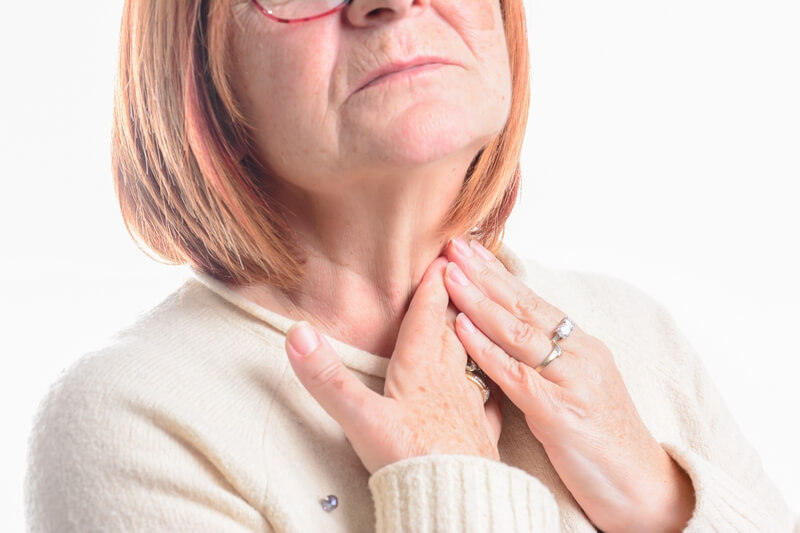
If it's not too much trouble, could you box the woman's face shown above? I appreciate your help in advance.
[229,0,512,193]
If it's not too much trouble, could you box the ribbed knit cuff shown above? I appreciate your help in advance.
[662,442,788,533]
[368,454,559,533]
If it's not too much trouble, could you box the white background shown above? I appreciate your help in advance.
[2,1,798,530]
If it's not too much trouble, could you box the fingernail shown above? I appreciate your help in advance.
[470,240,495,262]
[450,237,473,258]
[457,312,476,333]
[287,321,319,358]
[447,262,469,286]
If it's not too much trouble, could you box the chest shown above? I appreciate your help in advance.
[260,388,607,532]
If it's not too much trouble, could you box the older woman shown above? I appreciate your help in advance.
[24,0,797,532]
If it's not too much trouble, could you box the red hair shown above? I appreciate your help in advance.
[112,0,530,289]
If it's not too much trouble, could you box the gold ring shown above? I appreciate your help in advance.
[465,358,490,404]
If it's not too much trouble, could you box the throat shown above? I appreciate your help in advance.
[301,298,405,359]
[239,283,406,359]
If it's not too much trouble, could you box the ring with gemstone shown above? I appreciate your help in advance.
[465,358,490,404]
[551,316,575,342]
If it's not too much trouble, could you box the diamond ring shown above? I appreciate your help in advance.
[552,316,575,342]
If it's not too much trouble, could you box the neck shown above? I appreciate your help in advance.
[229,155,473,358]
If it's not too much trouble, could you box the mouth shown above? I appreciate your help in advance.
[353,57,459,95]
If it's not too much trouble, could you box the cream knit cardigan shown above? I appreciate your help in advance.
[24,244,799,532]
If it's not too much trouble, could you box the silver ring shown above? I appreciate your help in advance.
[551,316,575,342]
[534,340,563,373]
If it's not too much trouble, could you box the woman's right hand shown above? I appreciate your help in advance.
[284,256,503,474]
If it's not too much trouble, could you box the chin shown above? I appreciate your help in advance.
[375,101,507,167]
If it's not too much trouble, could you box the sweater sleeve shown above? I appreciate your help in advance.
[367,454,561,532]
[23,359,273,533]
[651,305,799,532]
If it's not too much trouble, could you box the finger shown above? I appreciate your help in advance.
[455,311,559,410]
[484,380,504,446]
[446,238,561,328]
[285,321,381,434]
[445,260,548,368]
[445,300,458,327]
[392,256,455,365]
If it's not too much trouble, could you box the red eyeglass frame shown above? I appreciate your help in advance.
[251,0,353,24]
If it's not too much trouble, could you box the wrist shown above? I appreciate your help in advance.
[646,452,696,533]
[608,450,695,533]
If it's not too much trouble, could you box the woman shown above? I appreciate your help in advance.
[24,0,797,531]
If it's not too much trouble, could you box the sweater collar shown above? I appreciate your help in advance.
[190,242,529,379]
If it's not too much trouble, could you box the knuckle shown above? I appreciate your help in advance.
[511,293,540,321]
[309,360,346,391]
[475,292,495,314]
[507,320,535,350]
[474,264,495,285]
[478,339,502,364]
[581,335,612,363]
[506,357,535,393]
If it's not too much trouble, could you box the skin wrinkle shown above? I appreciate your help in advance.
[470,0,496,31]
[227,0,510,357]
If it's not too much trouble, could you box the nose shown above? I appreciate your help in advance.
[345,0,432,26]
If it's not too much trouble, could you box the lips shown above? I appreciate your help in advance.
[353,56,459,95]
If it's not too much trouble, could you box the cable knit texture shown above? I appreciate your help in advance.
[24,244,798,532]
[368,455,559,532]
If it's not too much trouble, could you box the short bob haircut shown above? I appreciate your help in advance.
[112,0,530,290]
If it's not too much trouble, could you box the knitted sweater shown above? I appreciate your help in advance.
[24,244,798,532]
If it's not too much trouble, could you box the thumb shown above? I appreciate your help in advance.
[392,257,450,363]
[485,381,504,446]
[285,321,377,432]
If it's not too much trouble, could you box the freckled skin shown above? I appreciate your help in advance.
[440,239,696,532]
[293,258,505,474]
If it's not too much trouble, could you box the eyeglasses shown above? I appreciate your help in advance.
[252,0,352,24]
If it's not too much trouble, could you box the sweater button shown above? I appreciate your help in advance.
[320,494,338,512]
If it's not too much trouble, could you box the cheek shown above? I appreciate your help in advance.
[464,3,512,108]
[236,32,330,113]
[261,48,330,125]
[231,23,339,161]
[438,0,509,82]
[442,0,499,32]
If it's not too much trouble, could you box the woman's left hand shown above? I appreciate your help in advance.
[442,237,695,533]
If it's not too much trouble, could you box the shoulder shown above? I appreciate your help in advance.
[502,248,677,343]
[31,280,232,409]
[24,279,286,529]
[37,276,286,399]
[27,277,290,439]
[502,249,700,383]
